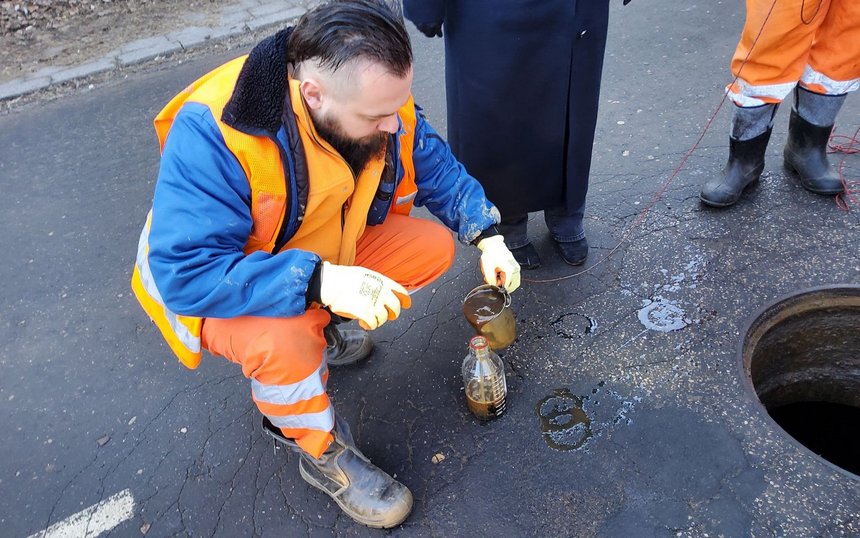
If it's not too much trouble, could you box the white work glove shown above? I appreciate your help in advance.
[318,261,411,330]
[476,235,521,293]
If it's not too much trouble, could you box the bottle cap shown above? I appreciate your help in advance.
[469,335,489,350]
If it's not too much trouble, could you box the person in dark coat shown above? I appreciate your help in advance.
[404,0,629,269]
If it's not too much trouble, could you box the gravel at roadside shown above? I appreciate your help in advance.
[0,0,317,106]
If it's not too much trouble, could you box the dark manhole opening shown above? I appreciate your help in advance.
[769,402,859,474]
[740,285,860,478]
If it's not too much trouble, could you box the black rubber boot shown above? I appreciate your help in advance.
[262,416,413,528]
[700,128,772,207]
[323,322,373,367]
[783,109,843,195]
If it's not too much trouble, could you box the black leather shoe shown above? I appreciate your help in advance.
[555,237,588,266]
[510,243,541,270]
[784,109,843,195]
[700,128,772,207]
[323,323,373,367]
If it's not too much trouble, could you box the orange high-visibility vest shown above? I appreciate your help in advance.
[131,56,419,368]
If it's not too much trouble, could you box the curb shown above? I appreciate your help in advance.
[0,2,308,102]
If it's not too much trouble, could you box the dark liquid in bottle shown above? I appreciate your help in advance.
[466,394,506,420]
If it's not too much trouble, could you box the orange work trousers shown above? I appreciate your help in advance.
[201,214,456,458]
[727,0,860,107]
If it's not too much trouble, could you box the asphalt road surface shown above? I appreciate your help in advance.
[2,1,859,536]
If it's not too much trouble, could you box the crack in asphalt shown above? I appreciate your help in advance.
[212,409,257,535]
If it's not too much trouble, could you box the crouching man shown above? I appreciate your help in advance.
[131,0,520,529]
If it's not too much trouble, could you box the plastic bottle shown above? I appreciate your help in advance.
[462,335,507,420]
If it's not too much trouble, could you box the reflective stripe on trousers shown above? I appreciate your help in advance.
[727,0,860,106]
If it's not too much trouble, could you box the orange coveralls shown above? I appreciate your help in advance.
[727,0,860,107]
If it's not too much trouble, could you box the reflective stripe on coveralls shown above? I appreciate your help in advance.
[267,410,336,432]
[252,362,329,406]
[251,361,334,431]
[251,362,334,435]
[800,65,860,96]
[727,0,860,107]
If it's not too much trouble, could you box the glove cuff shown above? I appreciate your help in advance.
[472,225,501,247]
[305,261,323,306]
[476,234,506,252]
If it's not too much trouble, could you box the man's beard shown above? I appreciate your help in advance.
[314,113,388,176]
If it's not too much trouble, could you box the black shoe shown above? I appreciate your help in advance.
[700,128,772,207]
[784,109,843,195]
[323,323,373,367]
[510,243,541,270]
[555,237,588,266]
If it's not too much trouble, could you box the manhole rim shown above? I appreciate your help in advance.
[736,283,860,482]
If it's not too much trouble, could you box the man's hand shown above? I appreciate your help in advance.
[476,236,521,293]
[416,22,443,38]
[319,262,411,330]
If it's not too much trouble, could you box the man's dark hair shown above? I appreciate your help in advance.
[288,0,412,77]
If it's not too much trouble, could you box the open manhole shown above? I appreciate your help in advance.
[740,285,860,478]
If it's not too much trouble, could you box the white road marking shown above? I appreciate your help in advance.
[27,488,135,538]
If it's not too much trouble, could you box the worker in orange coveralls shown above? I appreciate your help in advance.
[131,0,520,528]
[701,0,859,207]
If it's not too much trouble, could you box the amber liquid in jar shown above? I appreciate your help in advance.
[462,285,516,350]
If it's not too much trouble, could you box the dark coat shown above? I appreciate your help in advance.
[404,0,610,218]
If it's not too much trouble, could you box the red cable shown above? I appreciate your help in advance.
[525,0,780,284]
[830,126,860,211]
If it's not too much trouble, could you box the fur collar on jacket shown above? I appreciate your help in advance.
[222,27,294,136]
